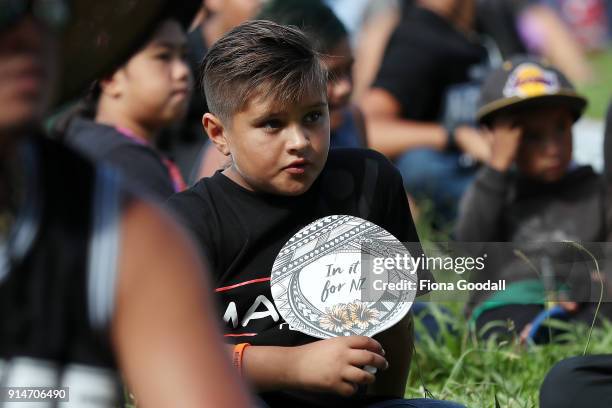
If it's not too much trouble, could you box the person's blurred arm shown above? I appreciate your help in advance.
[112,200,253,408]
[455,122,521,242]
[518,4,592,84]
[361,88,491,161]
[352,4,400,101]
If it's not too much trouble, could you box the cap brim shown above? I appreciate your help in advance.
[52,0,200,108]
[477,91,588,125]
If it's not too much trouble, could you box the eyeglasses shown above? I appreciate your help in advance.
[0,0,70,32]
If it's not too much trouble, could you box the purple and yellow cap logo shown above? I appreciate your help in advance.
[502,63,560,99]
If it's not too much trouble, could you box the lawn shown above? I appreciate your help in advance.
[406,192,611,408]
[579,49,612,119]
[406,303,612,407]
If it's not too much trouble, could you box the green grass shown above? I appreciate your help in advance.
[579,50,612,119]
[407,200,610,407]
[406,304,612,408]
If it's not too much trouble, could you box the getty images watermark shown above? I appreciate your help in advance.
[356,241,612,303]
[369,252,506,292]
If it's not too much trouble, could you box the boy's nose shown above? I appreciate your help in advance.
[541,138,564,156]
[286,127,310,152]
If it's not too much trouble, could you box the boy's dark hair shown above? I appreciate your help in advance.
[201,20,327,123]
[256,0,347,54]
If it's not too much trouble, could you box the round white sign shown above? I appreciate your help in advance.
[271,215,416,340]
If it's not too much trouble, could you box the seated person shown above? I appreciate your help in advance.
[360,0,493,222]
[168,20,463,408]
[197,0,367,179]
[455,56,609,342]
[62,14,194,199]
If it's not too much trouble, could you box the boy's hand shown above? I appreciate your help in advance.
[288,336,388,397]
[455,126,491,163]
[486,121,522,172]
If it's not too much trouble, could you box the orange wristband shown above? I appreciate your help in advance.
[232,343,250,374]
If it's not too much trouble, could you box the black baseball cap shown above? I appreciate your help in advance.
[53,0,200,106]
[477,55,587,126]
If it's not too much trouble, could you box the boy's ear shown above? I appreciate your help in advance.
[203,113,231,156]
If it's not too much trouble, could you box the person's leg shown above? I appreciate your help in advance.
[367,398,466,408]
[540,355,612,408]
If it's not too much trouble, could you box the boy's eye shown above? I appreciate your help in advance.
[304,111,323,124]
[262,119,283,130]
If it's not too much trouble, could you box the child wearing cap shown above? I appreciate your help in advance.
[168,19,463,408]
[455,56,610,342]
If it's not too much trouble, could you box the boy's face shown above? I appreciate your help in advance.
[513,106,574,183]
[107,20,192,128]
[0,17,54,139]
[212,88,330,196]
[322,38,354,131]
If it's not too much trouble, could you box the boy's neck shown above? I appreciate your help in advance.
[95,109,157,143]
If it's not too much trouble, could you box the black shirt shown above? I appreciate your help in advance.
[374,6,489,127]
[65,117,176,200]
[168,148,429,407]
[475,0,531,59]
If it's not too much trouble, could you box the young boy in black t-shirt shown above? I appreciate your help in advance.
[168,20,464,408]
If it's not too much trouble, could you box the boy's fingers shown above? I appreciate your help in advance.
[347,349,388,370]
[342,366,376,386]
[346,336,384,354]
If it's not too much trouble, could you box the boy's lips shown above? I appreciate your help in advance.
[282,158,311,175]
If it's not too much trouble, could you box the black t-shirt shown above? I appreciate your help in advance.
[475,0,530,59]
[65,117,176,200]
[167,148,429,406]
[374,6,489,127]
